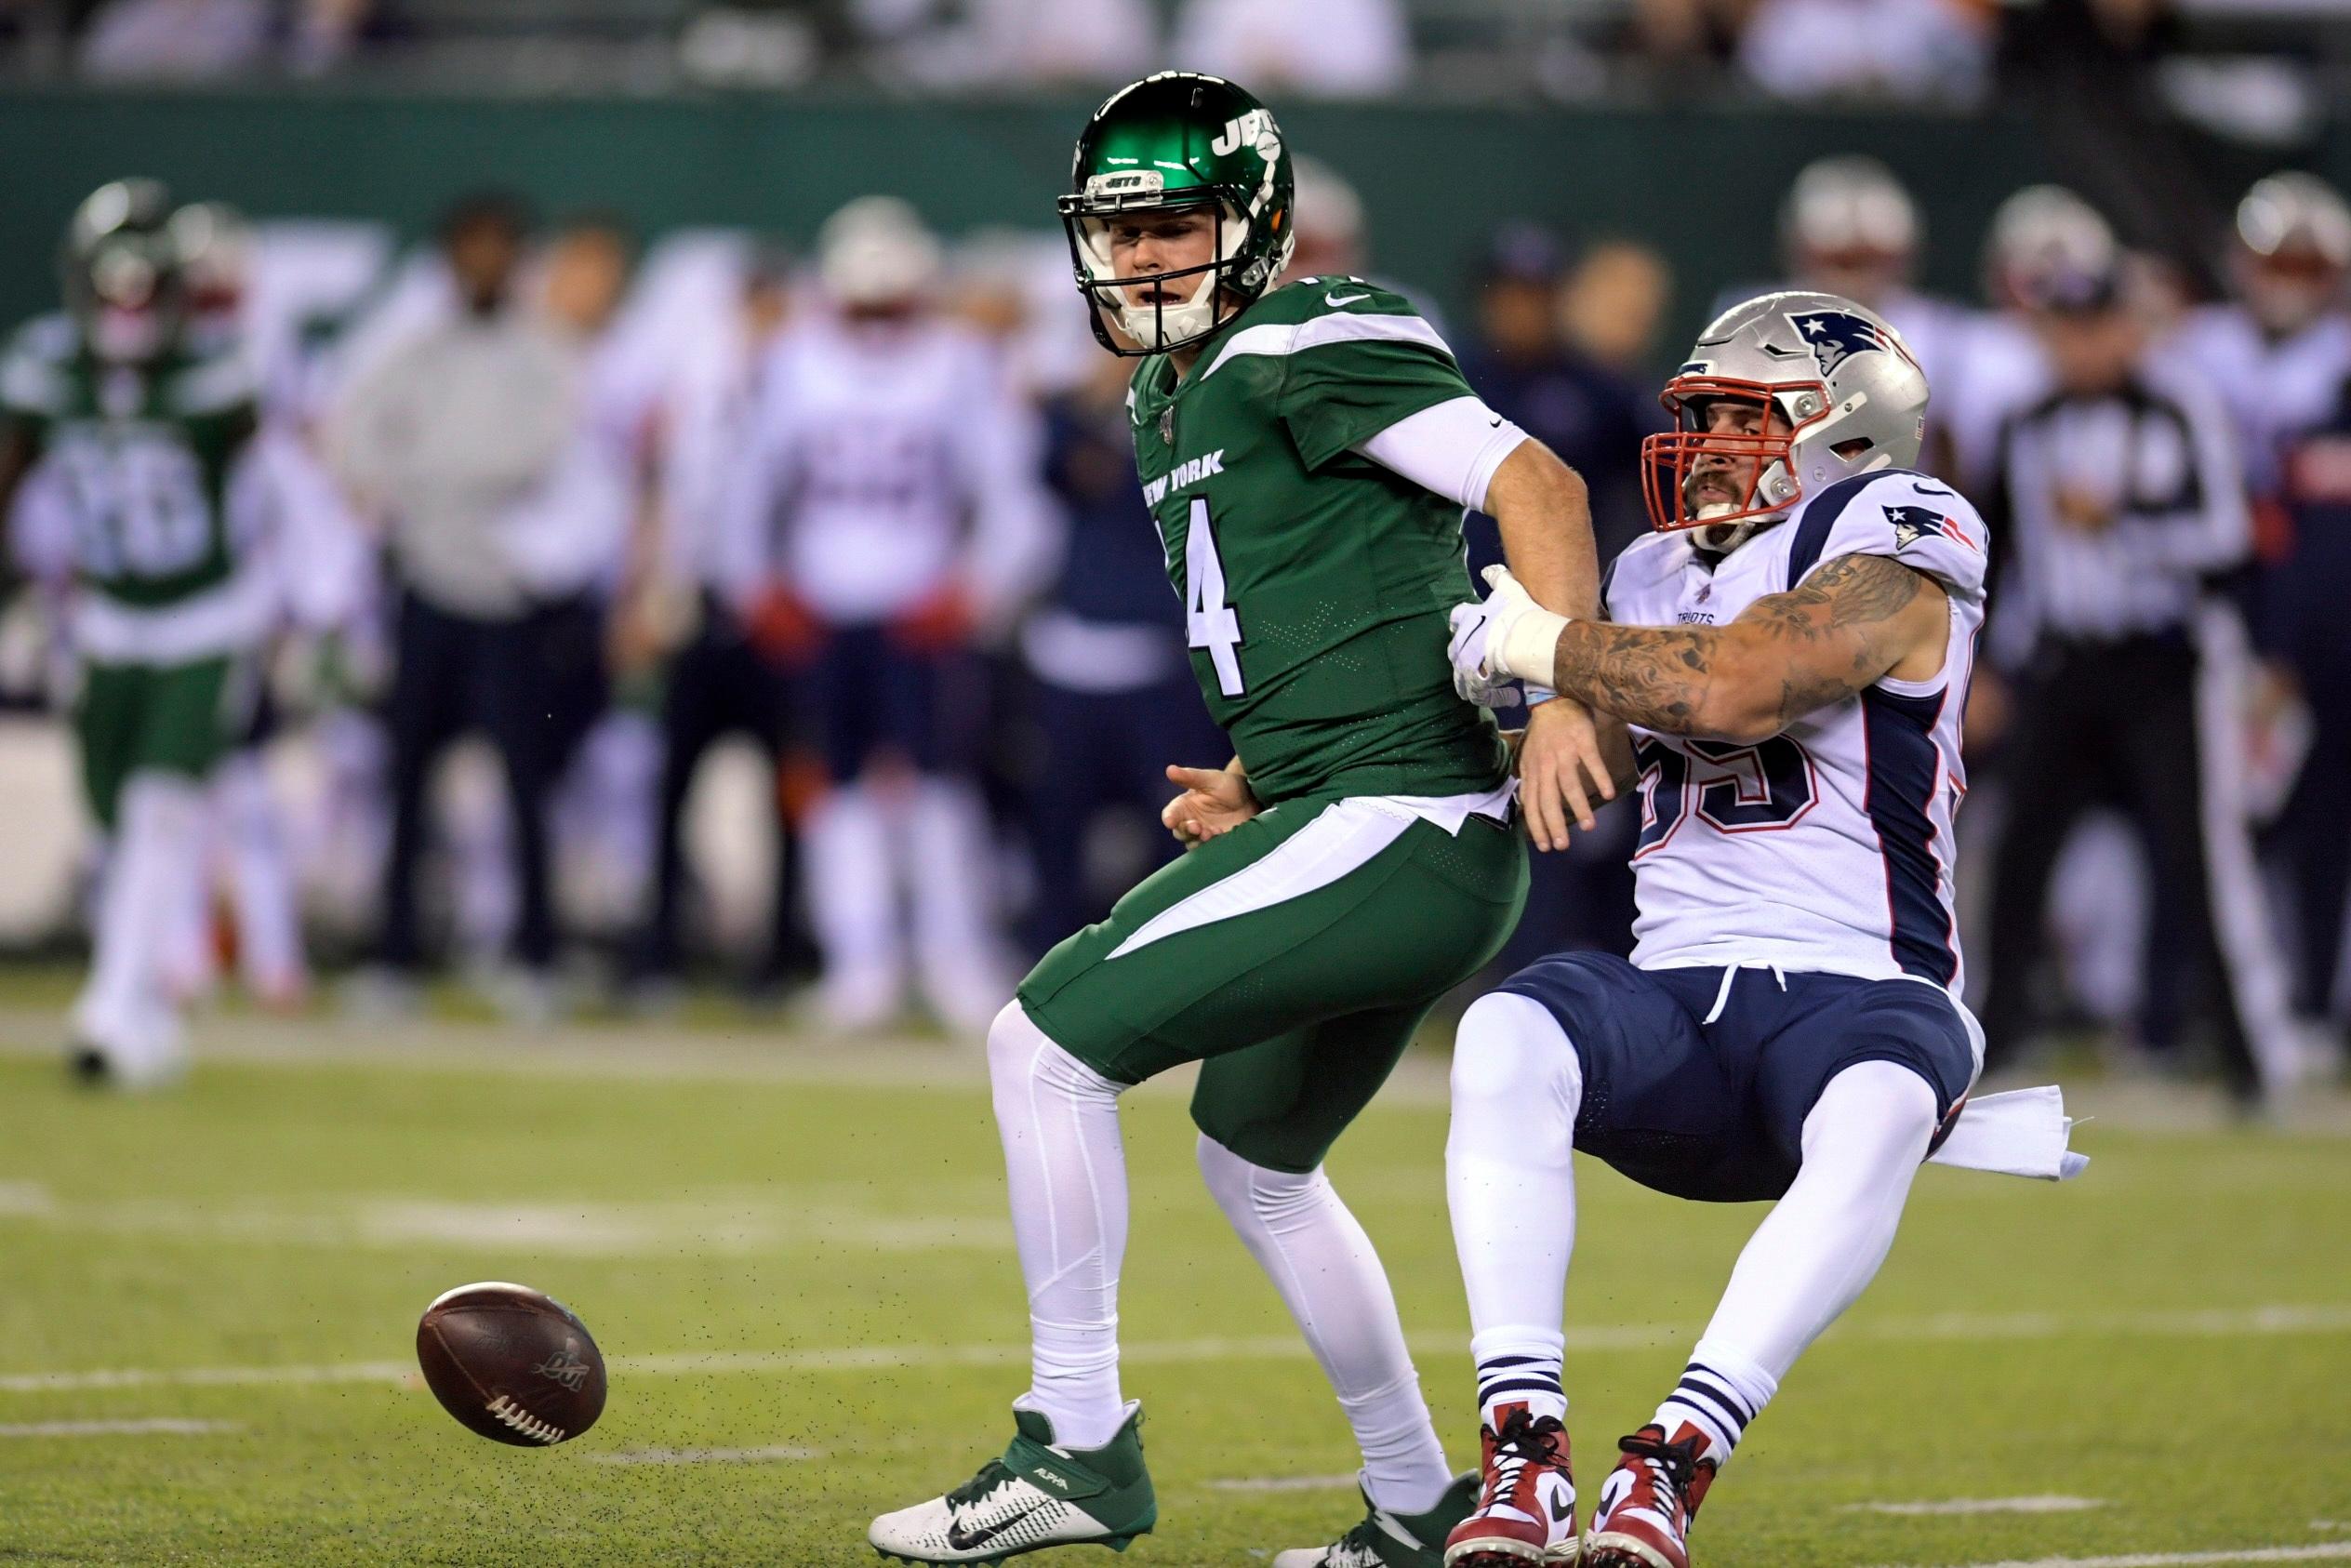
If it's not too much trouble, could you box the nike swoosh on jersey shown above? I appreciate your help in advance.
[946,1505,1043,1553]
[1324,291,1370,306]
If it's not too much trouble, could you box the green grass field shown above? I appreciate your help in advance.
[0,1008,2346,1567]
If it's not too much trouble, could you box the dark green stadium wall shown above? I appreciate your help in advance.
[0,87,2327,354]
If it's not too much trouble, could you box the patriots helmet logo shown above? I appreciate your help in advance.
[1884,503,1979,553]
[1787,309,1895,377]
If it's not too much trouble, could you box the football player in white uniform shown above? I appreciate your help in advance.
[1441,291,2081,1568]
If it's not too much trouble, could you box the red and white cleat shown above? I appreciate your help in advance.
[1581,1425,1716,1568]
[1441,1402,1578,1567]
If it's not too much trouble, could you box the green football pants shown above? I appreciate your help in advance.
[1016,792,1527,1172]
[76,656,244,831]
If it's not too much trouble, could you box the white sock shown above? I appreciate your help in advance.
[1447,990,1580,1431]
[1197,1134,1452,1516]
[215,753,305,999]
[804,783,903,989]
[989,1002,1129,1452]
[73,774,206,1065]
[1659,1059,1939,1466]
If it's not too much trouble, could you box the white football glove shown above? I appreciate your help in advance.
[1447,565,1568,707]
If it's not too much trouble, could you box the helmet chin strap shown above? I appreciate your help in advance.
[1114,263,1221,352]
[1689,498,1787,554]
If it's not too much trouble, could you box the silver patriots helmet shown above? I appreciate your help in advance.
[1641,289,1928,552]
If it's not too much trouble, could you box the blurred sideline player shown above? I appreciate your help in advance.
[0,182,268,1086]
[870,73,1614,1568]
[160,199,370,1012]
[1017,346,1230,952]
[722,197,1053,1033]
[2165,173,2351,503]
[1768,156,1972,405]
[1441,291,2083,1568]
[625,243,818,996]
[1969,199,2294,1102]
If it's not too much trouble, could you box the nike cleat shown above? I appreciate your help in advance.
[1581,1425,1715,1568]
[1272,1470,1480,1568]
[1442,1402,1577,1567]
[868,1402,1156,1565]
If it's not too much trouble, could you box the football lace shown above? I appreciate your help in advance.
[485,1394,565,1444]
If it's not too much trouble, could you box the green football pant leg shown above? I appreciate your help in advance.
[75,657,239,830]
[1190,1000,1429,1175]
[1018,800,1526,1125]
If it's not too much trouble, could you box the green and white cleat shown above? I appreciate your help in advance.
[869,1402,1157,1565]
[1272,1471,1481,1568]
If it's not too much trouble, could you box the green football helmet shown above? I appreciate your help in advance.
[1057,72,1295,356]
[60,178,185,365]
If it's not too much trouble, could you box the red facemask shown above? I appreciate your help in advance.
[1640,376,1827,536]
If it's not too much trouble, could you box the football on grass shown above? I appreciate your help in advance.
[416,1282,606,1446]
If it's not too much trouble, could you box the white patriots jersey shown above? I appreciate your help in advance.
[724,314,1047,624]
[1603,468,1989,991]
[2161,305,2351,494]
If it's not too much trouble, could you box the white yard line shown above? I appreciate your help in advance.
[1848,1497,2105,1516]
[0,1418,238,1437]
[1206,1475,1361,1493]
[0,1184,1004,1257]
[587,1444,823,1466]
[3,1301,2344,1398]
[1866,1547,2351,1568]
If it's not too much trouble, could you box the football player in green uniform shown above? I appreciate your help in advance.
[869,73,1612,1567]
[0,180,265,1088]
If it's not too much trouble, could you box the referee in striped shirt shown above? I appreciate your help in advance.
[1975,194,2290,1104]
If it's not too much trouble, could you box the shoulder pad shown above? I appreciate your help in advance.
[1786,468,1989,603]
[1248,276,1422,327]
[0,313,77,416]
[167,351,260,418]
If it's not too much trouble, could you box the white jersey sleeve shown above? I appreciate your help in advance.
[1790,468,1990,605]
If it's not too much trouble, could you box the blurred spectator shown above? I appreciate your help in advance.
[1972,193,2292,1101]
[859,0,1153,86]
[1287,156,1369,283]
[1633,0,1749,66]
[329,193,600,1009]
[1738,0,1991,103]
[719,197,1053,1032]
[1557,237,1670,379]
[1017,350,1227,955]
[75,0,390,78]
[1462,223,1657,975]
[1469,223,1659,562]
[1282,156,1450,334]
[627,244,817,997]
[80,0,269,77]
[1999,0,2220,285]
[1170,0,1411,97]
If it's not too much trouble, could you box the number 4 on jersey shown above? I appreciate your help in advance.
[1186,497,1245,697]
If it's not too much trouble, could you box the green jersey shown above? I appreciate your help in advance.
[1,312,259,612]
[1128,278,1508,804]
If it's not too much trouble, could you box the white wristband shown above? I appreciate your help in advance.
[1495,605,1570,686]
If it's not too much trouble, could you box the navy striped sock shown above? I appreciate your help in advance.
[1476,1352,1565,1428]
[1653,1357,1769,1466]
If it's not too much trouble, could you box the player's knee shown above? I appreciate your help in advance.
[1801,1059,1940,1164]
[1452,991,1582,1114]
[1197,1132,1322,1226]
[986,1001,1062,1092]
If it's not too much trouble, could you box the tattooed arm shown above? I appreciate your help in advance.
[1545,551,1949,743]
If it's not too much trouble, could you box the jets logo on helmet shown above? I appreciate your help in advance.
[1787,309,1894,376]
